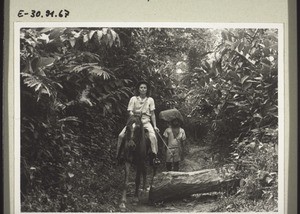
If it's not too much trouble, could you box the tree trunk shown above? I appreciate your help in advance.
[149,169,240,202]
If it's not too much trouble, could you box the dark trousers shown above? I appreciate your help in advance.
[166,161,179,171]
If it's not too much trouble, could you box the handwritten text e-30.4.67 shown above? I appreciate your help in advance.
[18,10,70,18]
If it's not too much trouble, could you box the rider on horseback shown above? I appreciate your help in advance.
[116,80,161,165]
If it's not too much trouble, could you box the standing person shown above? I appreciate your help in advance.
[116,80,161,165]
[163,118,186,171]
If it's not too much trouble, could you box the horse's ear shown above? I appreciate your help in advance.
[126,115,135,126]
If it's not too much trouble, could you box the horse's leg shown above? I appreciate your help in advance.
[142,164,147,190]
[150,165,157,187]
[135,164,148,204]
[120,162,130,209]
[135,165,141,197]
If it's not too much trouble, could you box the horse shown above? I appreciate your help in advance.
[119,115,156,209]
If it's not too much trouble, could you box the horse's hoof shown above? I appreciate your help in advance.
[138,189,150,204]
[132,197,139,203]
[119,202,126,210]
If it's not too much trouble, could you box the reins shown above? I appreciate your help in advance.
[155,130,174,158]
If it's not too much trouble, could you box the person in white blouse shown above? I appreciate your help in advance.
[116,80,160,165]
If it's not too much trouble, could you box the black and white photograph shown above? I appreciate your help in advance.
[15,23,284,213]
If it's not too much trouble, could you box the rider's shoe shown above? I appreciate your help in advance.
[153,157,161,166]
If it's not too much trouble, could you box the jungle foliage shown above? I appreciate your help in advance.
[20,27,278,212]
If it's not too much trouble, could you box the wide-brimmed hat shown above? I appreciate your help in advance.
[135,80,150,90]
[135,80,151,96]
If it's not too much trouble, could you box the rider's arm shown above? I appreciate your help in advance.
[149,98,159,131]
[127,96,136,116]
[150,110,159,131]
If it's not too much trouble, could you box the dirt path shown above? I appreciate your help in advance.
[119,144,222,212]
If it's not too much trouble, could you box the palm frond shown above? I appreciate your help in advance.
[68,63,115,80]
[21,72,62,100]
[58,116,81,123]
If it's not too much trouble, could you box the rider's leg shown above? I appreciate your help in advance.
[143,123,158,154]
[116,127,126,158]
[143,123,160,165]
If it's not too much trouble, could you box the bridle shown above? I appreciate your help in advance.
[126,115,144,150]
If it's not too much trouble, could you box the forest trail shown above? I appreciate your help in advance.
[120,143,223,212]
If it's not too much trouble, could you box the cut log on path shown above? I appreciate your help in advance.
[149,169,240,202]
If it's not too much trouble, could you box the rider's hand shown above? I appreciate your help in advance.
[154,126,160,132]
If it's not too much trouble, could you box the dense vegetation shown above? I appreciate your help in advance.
[20,27,278,212]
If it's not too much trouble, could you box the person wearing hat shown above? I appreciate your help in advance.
[116,80,161,165]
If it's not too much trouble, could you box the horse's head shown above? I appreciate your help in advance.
[125,115,145,159]
[126,115,143,133]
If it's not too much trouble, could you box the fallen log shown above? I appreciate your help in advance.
[149,169,240,202]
